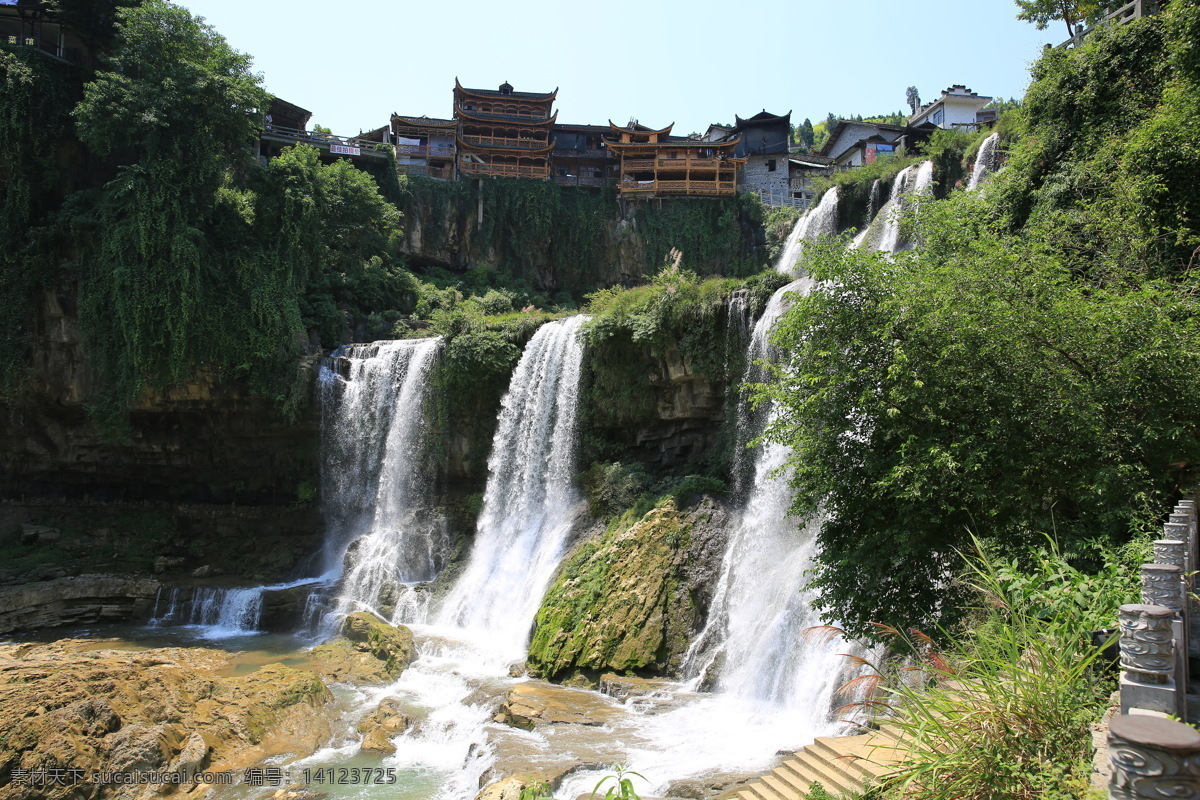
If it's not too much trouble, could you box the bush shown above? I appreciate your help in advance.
[852,541,1129,800]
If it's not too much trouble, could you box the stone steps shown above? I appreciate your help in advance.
[728,726,908,800]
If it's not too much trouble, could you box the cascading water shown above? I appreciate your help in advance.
[683,278,861,715]
[853,160,934,253]
[149,586,264,636]
[147,576,324,638]
[319,337,447,627]
[967,132,1001,191]
[774,187,840,276]
[435,316,589,660]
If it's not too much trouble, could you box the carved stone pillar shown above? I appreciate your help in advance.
[1142,564,1184,613]
[1154,540,1188,570]
[1119,604,1176,684]
[1108,714,1200,800]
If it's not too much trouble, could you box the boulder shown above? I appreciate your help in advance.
[526,499,729,680]
[495,682,618,730]
[309,612,416,684]
[357,698,411,754]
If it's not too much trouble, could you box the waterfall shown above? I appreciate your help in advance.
[968,132,1001,191]
[774,187,840,276]
[148,586,264,637]
[435,316,589,660]
[319,337,447,626]
[683,277,865,725]
[853,161,934,253]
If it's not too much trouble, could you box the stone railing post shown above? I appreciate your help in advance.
[1175,500,1199,661]
[1142,563,1184,613]
[1118,603,1177,716]
[1108,714,1200,799]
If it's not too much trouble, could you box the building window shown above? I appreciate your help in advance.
[767,159,777,172]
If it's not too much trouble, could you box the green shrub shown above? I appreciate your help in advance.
[852,542,1129,800]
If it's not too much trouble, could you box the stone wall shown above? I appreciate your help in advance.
[740,154,790,197]
[0,574,160,634]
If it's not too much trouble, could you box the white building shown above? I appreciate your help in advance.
[908,85,994,130]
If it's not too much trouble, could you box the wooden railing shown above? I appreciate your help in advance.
[622,159,655,170]
[619,179,736,196]
[459,161,549,179]
[396,143,455,158]
[461,134,549,150]
[655,157,724,170]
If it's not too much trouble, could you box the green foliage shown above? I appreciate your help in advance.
[761,196,1200,637]
[517,783,555,800]
[0,47,78,393]
[634,194,764,277]
[1014,0,1125,35]
[761,12,1200,637]
[589,765,646,800]
[862,542,1124,800]
[805,784,837,800]
[581,461,650,519]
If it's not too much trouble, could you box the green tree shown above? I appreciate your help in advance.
[799,117,815,150]
[1014,0,1124,36]
[760,198,1200,637]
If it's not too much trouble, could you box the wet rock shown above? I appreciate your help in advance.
[309,612,416,684]
[0,639,331,800]
[0,574,160,634]
[527,498,729,680]
[357,698,411,755]
[20,524,60,545]
[154,556,186,574]
[191,564,219,578]
[475,776,538,800]
[496,682,619,730]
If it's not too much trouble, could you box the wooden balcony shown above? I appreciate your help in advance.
[655,157,721,170]
[619,179,737,196]
[461,134,549,150]
[459,161,550,179]
[396,143,456,158]
[622,159,655,170]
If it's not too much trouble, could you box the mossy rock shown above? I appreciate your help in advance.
[526,498,728,680]
[309,612,416,684]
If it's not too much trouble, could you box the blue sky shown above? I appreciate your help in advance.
[174,0,1063,137]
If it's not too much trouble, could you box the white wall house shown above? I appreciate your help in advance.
[908,85,993,130]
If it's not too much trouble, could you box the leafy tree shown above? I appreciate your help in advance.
[761,207,1200,637]
[1014,0,1124,36]
[799,117,815,150]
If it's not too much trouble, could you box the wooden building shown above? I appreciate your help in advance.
[604,121,743,197]
[550,123,612,188]
[454,80,557,180]
[392,115,458,180]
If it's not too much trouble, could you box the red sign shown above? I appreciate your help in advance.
[330,144,361,156]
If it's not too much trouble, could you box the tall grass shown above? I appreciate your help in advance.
[844,538,1139,800]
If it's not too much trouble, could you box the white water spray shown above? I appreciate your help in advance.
[319,337,446,626]
[968,132,1001,191]
[774,187,840,276]
[436,316,589,660]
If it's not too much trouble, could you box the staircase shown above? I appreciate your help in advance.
[728,725,907,800]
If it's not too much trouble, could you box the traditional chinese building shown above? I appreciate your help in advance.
[730,110,792,200]
[391,115,458,180]
[604,121,743,198]
[454,80,557,180]
[550,123,613,188]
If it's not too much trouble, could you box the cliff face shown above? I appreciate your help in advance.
[3,287,319,506]
[398,181,767,292]
[0,285,323,585]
